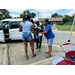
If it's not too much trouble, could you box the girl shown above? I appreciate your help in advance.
[39,19,55,58]
[19,15,36,59]
[34,20,43,51]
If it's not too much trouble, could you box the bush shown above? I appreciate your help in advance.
[58,22,63,25]
[63,22,73,25]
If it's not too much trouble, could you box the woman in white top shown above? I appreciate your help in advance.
[19,15,36,59]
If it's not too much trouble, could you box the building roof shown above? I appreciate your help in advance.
[38,17,62,22]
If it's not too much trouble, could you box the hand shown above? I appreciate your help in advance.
[39,29,42,31]
[34,31,37,33]
[39,32,43,34]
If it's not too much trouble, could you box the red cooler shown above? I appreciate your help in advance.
[52,43,75,65]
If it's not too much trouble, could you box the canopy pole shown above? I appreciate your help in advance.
[68,16,75,42]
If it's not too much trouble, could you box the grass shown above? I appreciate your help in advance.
[2,47,5,50]
[56,25,75,31]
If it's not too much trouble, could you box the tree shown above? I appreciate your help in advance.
[51,13,63,18]
[0,9,12,20]
[31,12,36,18]
[59,15,63,17]
[51,13,59,18]
[19,10,36,18]
[63,14,73,24]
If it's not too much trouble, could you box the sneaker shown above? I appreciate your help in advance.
[38,48,41,51]
[35,47,38,49]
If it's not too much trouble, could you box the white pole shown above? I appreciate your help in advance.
[68,16,75,42]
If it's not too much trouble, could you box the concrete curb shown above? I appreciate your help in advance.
[3,44,9,65]
[29,58,52,65]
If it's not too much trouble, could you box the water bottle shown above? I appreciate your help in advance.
[70,56,75,61]
[34,33,38,38]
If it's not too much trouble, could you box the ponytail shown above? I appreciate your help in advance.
[22,14,31,22]
[48,21,51,25]
[23,14,26,22]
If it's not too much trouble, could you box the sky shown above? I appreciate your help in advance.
[7,9,75,18]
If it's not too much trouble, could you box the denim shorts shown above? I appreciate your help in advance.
[47,38,54,46]
[22,32,32,41]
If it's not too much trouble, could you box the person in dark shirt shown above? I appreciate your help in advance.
[34,20,43,51]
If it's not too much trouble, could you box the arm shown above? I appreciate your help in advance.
[39,25,44,31]
[19,25,22,32]
[39,30,49,34]
[39,29,44,31]
[39,25,51,34]
[31,25,37,33]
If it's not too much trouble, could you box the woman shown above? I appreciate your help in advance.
[34,20,43,51]
[19,15,36,59]
[39,19,55,58]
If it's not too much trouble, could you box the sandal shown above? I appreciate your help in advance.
[45,56,51,58]
[32,54,37,58]
[45,52,49,54]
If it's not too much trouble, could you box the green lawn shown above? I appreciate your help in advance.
[56,25,75,31]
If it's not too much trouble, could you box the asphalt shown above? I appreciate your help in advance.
[8,43,64,65]
[0,44,5,65]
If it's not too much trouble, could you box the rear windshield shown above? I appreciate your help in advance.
[0,22,2,30]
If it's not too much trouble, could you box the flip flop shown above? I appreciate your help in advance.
[32,54,37,58]
[25,56,29,60]
[45,56,51,58]
[45,52,49,54]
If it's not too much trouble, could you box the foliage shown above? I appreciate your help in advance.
[51,13,63,18]
[58,21,63,25]
[51,13,75,25]
[0,9,12,20]
[19,10,36,18]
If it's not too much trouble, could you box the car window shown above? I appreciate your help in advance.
[0,22,3,30]
[10,21,21,29]
[2,21,10,30]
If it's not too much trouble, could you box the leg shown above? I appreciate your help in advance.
[29,39,34,47]
[24,40,28,58]
[39,36,42,48]
[36,42,38,48]
[48,45,52,57]
[34,34,38,49]
[31,33,34,47]
[46,38,54,55]
[32,39,34,47]
[29,40,34,56]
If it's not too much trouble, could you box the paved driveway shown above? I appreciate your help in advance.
[42,31,75,44]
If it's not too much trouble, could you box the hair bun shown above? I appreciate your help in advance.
[44,19,49,23]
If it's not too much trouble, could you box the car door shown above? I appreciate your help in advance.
[0,21,5,42]
[9,21,22,40]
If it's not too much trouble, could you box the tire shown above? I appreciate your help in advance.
[5,40,8,43]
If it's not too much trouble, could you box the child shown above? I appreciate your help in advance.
[34,20,43,51]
